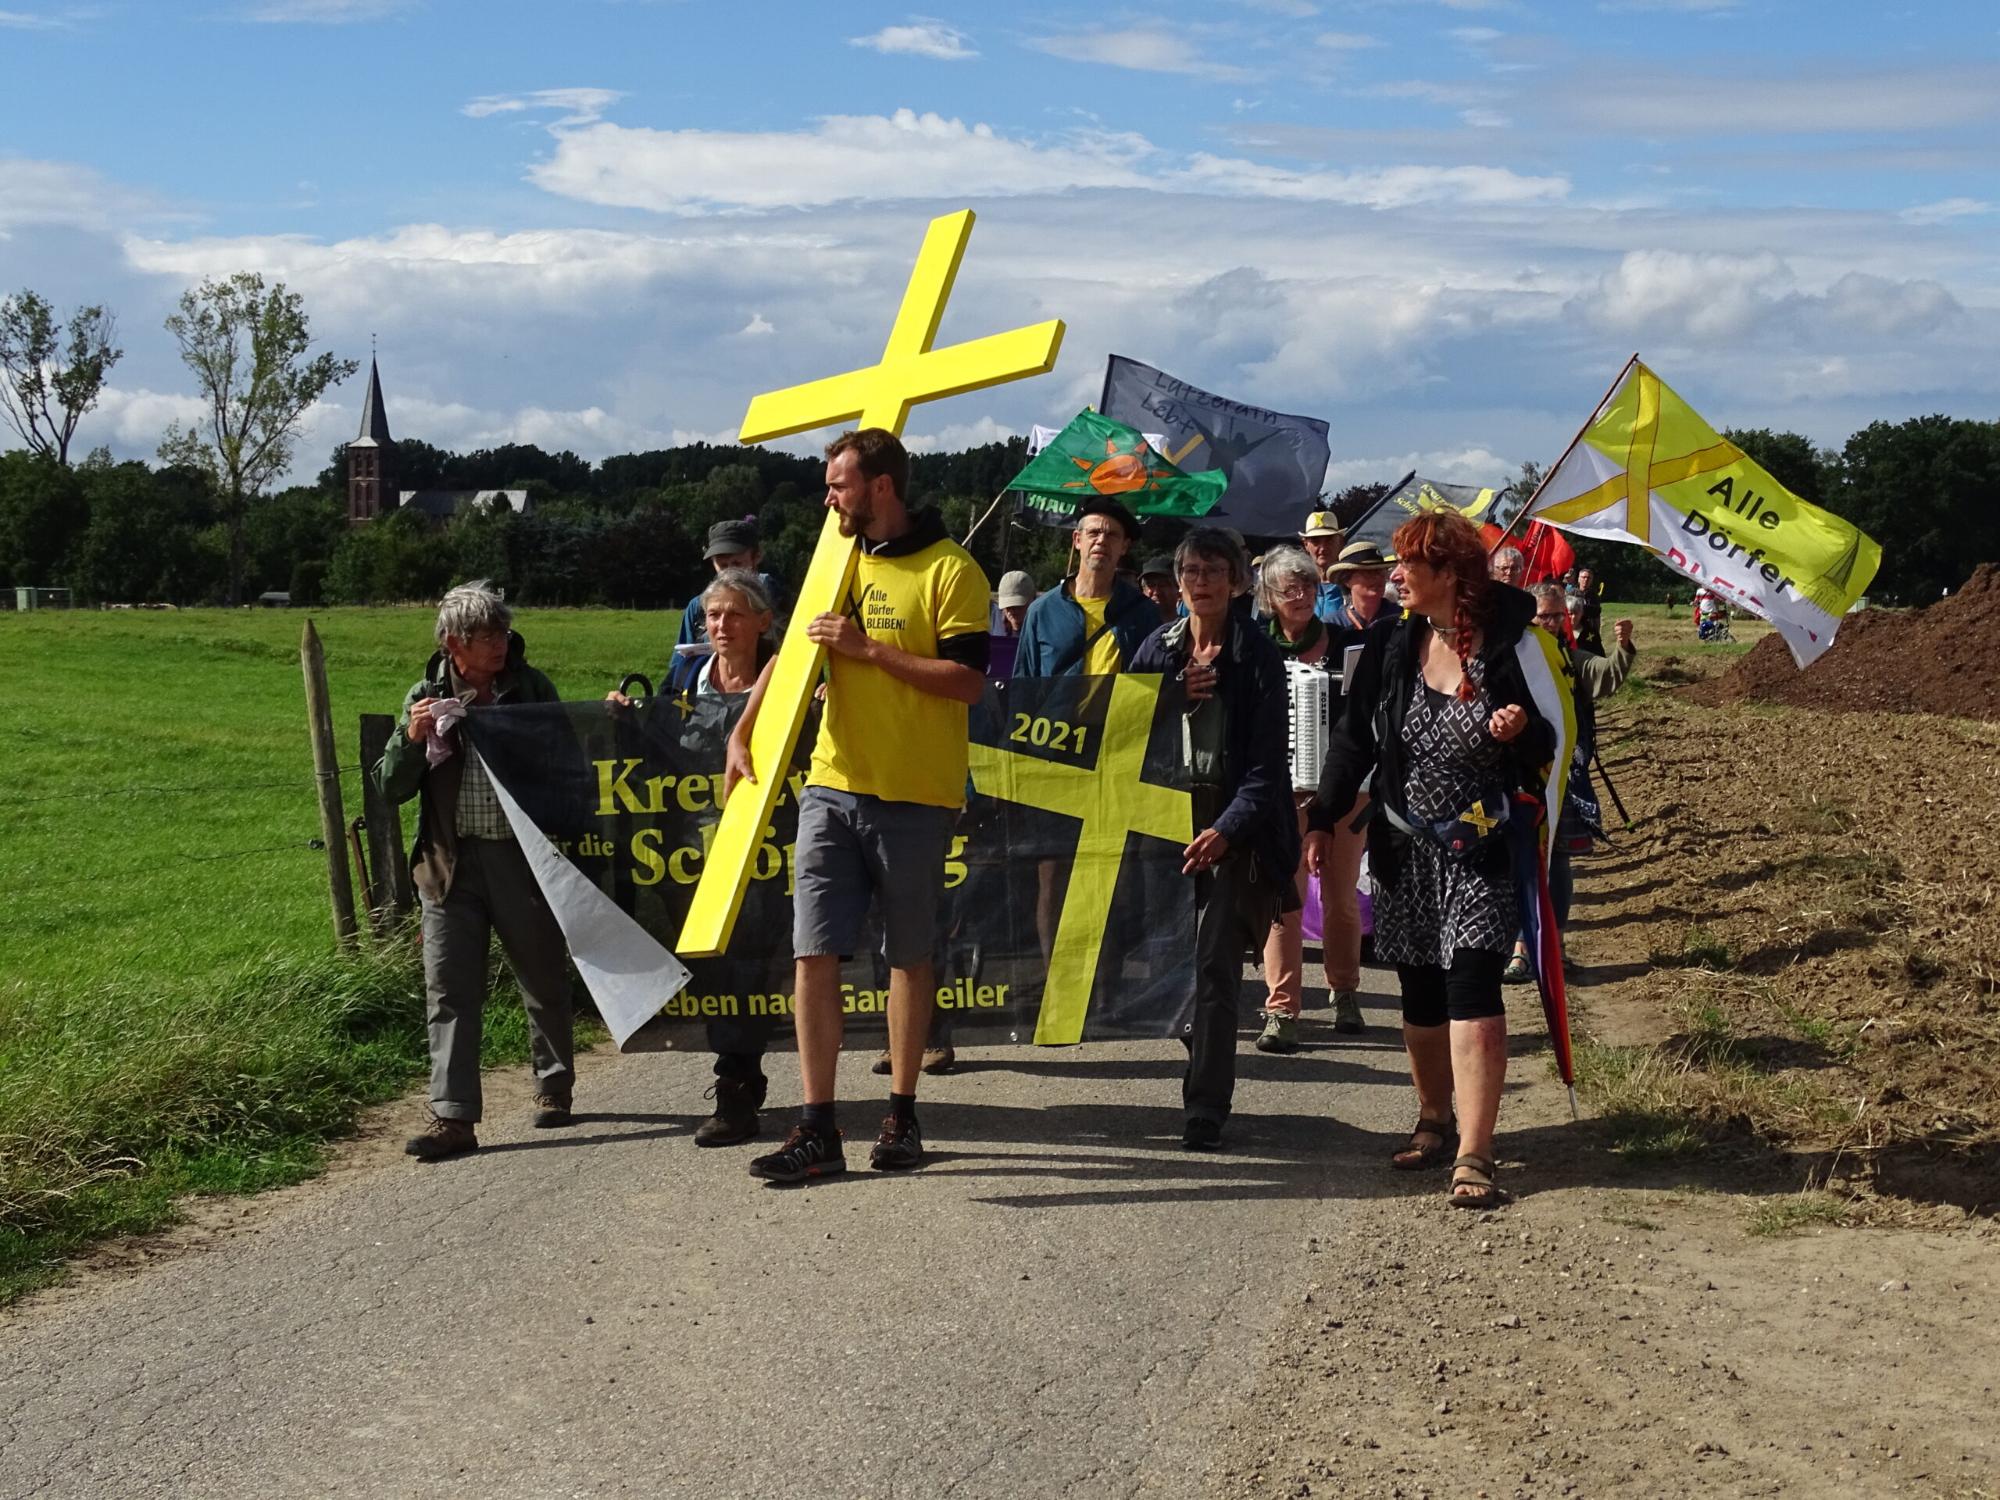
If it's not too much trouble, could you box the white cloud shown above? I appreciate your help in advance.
[1899,197,1994,226]
[462,88,624,127]
[1561,64,2000,135]
[1460,108,1510,128]
[522,108,1567,214]
[902,415,1019,453]
[1315,30,1382,49]
[1325,447,1518,490]
[738,312,774,336]
[1028,26,1253,83]
[0,9,65,28]
[1447,26,1503,43]
[241,0,412,20]
[1234,0,1319,16]
[848,20,976,60]
[1575,249,1961,343]
[1599,0,1738,11]
[0,156,167,232]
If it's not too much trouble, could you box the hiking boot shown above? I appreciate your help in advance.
[1255,1012,1300,1054]
[870,1050,893,1076]
[404,1115,477,1161]
[1331,990,1366,1035]
[869,1114,925,1172]
[748,1125,846,1184]
[921,1046,957,1075]
[531,1093,574,1129]
[694,1075,766,1148]
[1183,1117,1223,1151]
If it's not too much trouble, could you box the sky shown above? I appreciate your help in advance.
[1,0,1996,491]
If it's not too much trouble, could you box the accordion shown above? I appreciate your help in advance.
[1285,659,1330,792]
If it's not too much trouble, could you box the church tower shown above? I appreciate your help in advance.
[346,357,397,524]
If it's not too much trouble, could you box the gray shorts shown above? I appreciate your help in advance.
[793,785,955,970]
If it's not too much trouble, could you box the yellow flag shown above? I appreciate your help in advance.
[1529,360,1881,666]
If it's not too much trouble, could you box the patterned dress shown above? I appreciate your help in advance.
[1372,659,1519,969]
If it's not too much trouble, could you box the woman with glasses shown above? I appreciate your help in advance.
[1303,510,1559,1208]
[1130,528,1298,1151]
[1249,546,1343,1054]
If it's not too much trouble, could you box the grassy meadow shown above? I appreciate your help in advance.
[0,605,677,1299]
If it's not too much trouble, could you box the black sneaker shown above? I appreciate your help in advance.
[694,1075,766,1148]
[869,1114,925,1171]
[1182,1117,1223,1152]
[747,1124,846,1183]
[531,1093,574,1129]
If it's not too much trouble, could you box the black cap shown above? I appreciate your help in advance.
[1140,553,1176,580]
[1073,494,1140,545]
[704,518,759,560]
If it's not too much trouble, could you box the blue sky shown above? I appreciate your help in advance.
[2,0,1996,490]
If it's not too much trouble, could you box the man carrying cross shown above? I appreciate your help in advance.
[723,428,990,1183]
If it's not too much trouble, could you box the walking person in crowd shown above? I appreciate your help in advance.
[676,518,787,652]
[723,429,989,1183]
[1501,585,1637,983]
[1251,545,1344,1055]
[377,581,575,1161]
[1305,511,1558,1208]
[1012,496,1158,678]
[1139,554,1181,622]
[1131,527,1298,1151]
[1316,540,1397,1030]
[987,569,1037,679]
[1297,509,1348,623]
[1568,565,1604,654]
[609,570,783,1144]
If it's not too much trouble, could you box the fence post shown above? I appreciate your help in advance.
[301,619,359,947]
[358,711,414,924]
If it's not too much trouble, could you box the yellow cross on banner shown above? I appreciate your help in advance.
[677,209,1066,958]
[968,674,1190,1044]
[1533,364,1736,550]
[1460,800,1499,835]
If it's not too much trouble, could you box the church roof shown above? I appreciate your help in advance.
[400,489,533,520]
[350,357,393,449]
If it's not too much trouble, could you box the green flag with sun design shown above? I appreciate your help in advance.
[1007,409,1228,520]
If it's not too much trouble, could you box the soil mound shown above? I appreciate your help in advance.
[1687,562,2000,719]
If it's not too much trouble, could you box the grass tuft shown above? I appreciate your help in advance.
[1745,1192,1851,1238]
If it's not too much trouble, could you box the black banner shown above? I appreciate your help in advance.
[467,674,1199,1050]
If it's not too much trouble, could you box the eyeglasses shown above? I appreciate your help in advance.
[1273,585,1313,602]
[1178,562,1229,583]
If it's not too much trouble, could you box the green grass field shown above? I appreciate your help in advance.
[0,605,676,1300]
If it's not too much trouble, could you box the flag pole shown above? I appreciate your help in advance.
[961,483,1014,549]
[1488,351,1639,554]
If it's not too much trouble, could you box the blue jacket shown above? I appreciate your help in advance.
[1130,611,1300,890]
[1013,576,1160,678]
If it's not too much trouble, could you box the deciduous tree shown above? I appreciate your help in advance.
[0,289,122,466]
[161,273,356,603]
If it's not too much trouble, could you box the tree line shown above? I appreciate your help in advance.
[0,280,1994,609]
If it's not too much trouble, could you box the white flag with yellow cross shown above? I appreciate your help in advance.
[1527,360,1881,667]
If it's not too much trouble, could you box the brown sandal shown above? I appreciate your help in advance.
[1449,1153,1504,1209]
[1390,1117,1457,1171]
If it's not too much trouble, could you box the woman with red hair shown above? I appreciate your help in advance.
[1304,509,1558,1208]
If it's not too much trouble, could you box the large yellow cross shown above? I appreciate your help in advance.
[968,673,1190,1044]
[677,209,1066,957]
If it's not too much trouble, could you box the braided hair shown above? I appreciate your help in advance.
[1389,509,1497,703]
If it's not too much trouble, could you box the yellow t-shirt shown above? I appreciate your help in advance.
[1075,592,1123,675]
[810,530,991,808]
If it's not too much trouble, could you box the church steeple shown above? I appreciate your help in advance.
[346,355,397,524]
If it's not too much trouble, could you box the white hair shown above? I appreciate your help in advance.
[434,579,511,645]
[1255,544,1321,615]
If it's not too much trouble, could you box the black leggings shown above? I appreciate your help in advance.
[1397,949,1507,1027]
